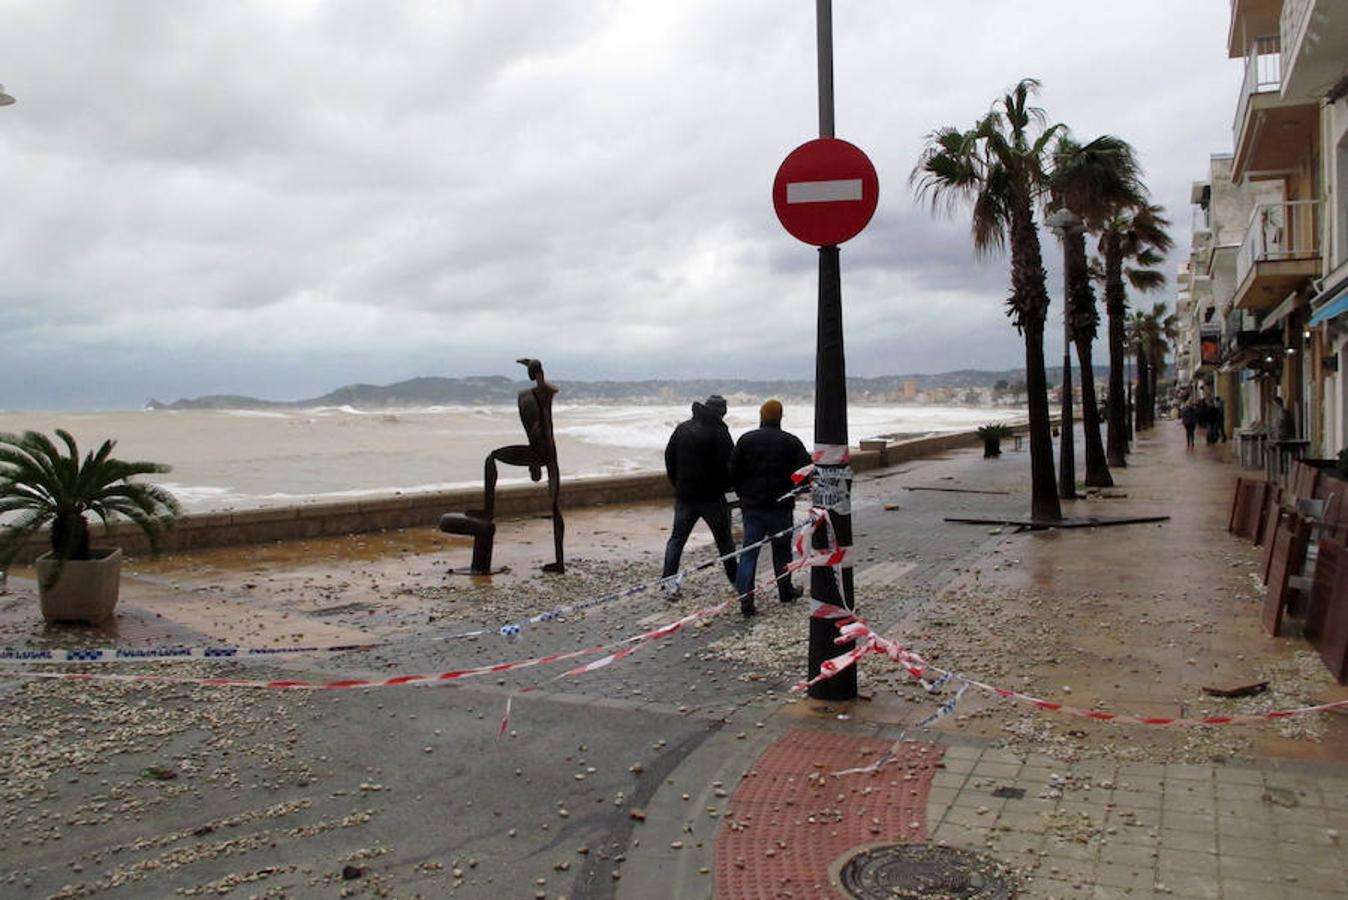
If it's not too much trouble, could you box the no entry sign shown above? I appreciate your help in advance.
[772,137,878,246]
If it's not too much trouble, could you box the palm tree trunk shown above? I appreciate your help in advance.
[1103,231,1127,466]
[1136,350,1151,431]
[1065,230,1111,488]
[1074,334,1111,486]
[1009,191,1062,523]
[1024,322,1062,521]
[1149,348,1163,426]
[51,512,90,561]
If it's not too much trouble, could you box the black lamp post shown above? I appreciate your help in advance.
[806,0,857,702]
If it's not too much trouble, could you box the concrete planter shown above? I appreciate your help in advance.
[36,547,122,624]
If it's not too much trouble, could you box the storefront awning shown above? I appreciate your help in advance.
[1308,273,1348,326]
[1260,290,1306,331]
[1308,286,1348,326]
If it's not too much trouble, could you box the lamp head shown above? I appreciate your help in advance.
[0,85,15,107]
[1044,207,1083,234]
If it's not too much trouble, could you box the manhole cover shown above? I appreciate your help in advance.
[836,843,1017,899]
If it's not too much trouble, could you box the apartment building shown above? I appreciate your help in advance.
[1176,0,1347,458]
[1176,155,1281,420]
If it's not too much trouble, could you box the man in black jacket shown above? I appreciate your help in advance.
[661,395,738,591]
[731,399,810,615]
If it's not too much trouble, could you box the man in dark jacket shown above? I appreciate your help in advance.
[662,395,737,590]
[731,399,810,615]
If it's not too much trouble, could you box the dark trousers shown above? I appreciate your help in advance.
[735,506,795,601]
[662,498,737,585]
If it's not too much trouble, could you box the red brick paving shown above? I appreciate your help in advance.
[714,729,943,899]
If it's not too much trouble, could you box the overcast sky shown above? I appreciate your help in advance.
[1,1,1239,410]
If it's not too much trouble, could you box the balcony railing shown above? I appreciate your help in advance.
[1192,203,1211,235]
[1235,199,1322,287]
[1233,34,1281,139]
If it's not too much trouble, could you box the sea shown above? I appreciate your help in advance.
[0,404,1021,514]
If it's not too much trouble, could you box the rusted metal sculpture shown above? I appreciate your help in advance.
[441,358,565,574]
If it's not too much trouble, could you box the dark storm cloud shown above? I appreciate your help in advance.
[0,1,1233,408]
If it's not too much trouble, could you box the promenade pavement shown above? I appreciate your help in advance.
[0,418,1345,899]
[622,421,1348,900]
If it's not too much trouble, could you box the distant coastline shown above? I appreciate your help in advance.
[148,366,1103,412]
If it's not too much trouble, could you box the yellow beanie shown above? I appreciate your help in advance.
[760,399,783,424]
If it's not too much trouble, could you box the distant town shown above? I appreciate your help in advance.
[147,366,1109,411]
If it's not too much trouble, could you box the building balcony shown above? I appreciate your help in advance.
[1280,0,1348,100]
[1228,0,1282,58]
[1231,33,1318,182]
[1232,199,1322,312]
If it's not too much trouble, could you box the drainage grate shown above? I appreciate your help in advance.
[837,843,1018,899]
[991,786,1025,800]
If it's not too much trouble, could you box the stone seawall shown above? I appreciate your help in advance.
[8,424,1028,563]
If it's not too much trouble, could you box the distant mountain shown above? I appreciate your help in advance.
[151,366,1109,410]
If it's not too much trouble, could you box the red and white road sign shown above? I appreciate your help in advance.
[772,137,878,246]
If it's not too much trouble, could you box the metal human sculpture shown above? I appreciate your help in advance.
[440,358,565,574]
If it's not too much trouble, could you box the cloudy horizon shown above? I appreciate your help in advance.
[1,2,1238,410]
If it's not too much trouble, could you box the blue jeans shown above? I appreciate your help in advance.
[735,506,795,601]
[662,498,737,585]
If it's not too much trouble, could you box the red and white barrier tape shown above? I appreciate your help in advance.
[1,516,813,666]
[791,443,852,485]
[497,567,798,737]
[0,640,614,691]
[790,507,853,569]
[790,508,853,623]
[800,617,1348,727]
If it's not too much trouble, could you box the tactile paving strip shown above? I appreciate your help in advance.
[714,729,943,899]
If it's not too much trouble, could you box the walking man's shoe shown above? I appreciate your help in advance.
[740,595,757,617]
[780,585,804,602]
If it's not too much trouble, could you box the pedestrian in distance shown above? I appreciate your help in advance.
[1213,395,1227,442]
[661,394,737,594]
[1274,396,1296,440]
[1180,401,1198,449]
[1205,397,1222,445]
[731,399,810,617]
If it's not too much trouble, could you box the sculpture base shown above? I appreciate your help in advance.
[439,512,497,575]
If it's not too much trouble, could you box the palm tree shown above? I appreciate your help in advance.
[0,430,180,588]
[1099,204,1173,464]
[1125,310,1151,432]
[1135,301,1178,429]
[912,78,1063,522]
[1050,134,1143,488]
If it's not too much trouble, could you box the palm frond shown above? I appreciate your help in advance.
[0,430,179,564]
[1126,268,1167,292]
[0,509,51,569]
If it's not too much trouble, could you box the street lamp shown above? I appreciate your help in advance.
[806,0,858,702]
[1045,208,1083,501]
[0,82,10,592]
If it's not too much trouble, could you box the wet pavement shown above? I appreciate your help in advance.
[1,422,1346,898]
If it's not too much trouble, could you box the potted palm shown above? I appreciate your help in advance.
[977,423,1015,458]
[0,430,180,624]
